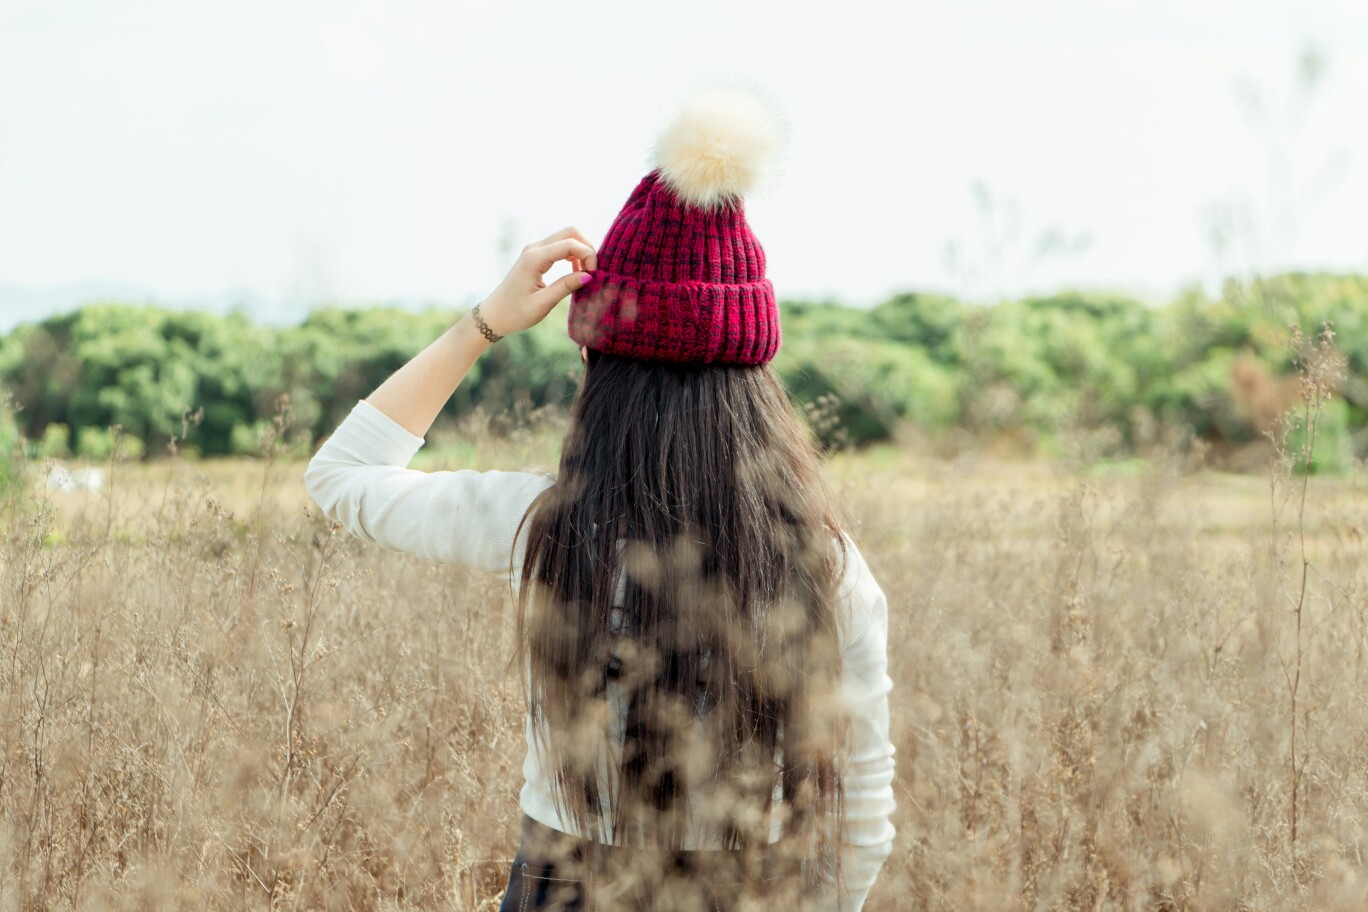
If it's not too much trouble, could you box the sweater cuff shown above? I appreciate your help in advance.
[836,840,894,912]
[336,399,426,466]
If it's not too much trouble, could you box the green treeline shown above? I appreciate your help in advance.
[1,271,1364,471]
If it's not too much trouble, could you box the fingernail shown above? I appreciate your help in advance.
[580,273,593,285]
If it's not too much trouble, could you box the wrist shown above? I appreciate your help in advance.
[470,300,510,342]
[452,311,494,351]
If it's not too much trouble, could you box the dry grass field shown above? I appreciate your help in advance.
[2,416,1366,910]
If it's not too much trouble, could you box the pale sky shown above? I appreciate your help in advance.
[2,0,1366,331]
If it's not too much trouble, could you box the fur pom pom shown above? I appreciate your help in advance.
[652,83,787,211]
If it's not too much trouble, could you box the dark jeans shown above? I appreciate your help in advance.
[498,814,808,912]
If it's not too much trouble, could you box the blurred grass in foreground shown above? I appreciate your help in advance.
[2,406,1366,909]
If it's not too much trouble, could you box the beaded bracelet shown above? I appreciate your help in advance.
[471,302,503,343]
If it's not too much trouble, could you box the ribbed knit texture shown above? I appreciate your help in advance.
[305,400,898,911]
[568,168,781,365]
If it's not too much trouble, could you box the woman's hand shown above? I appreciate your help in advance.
[363,227,596,436]
[477,226,598,337]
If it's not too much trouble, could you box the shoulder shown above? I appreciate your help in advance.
[832,529,883,600]
[423,466,557,532]
[463,467,557,501]
[402,467,556,572]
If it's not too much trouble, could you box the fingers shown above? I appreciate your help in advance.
[534,225,594,252]
[526,227,598,271]
[524,237,598,274]
[528,268,591,314]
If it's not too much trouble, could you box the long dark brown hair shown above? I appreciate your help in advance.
[512,347,851,899]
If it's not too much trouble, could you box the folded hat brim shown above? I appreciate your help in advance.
[569,270,780,366]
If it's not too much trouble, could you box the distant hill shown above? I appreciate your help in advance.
[1,273,1364,472]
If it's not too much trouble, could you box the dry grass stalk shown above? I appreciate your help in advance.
[2,397,1366,909]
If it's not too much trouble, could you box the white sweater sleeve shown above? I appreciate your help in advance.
[826,532,898,912]
[303,399,554,578]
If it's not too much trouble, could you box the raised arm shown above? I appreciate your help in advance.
[363,226,597,438]
[303,226,598,577]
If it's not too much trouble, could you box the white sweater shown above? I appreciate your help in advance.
[304,399,897,911]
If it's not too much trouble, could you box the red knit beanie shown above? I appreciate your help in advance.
[568,84,788,365]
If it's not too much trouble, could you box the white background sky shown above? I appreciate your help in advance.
[1,0,1366,331]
